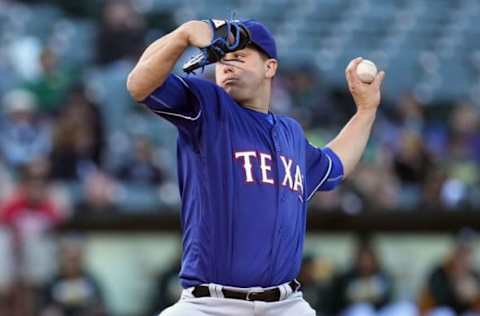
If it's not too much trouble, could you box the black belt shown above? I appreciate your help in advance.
[192,280,301,302]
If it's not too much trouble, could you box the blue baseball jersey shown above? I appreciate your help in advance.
[141,74,343,288]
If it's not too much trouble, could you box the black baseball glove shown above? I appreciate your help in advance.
[182,19,251,74]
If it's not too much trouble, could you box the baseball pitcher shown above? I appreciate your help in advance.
[127,18,385,316]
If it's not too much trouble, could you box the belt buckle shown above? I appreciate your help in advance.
[246,290,262,301]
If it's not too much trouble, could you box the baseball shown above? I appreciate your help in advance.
[356,59,378,84]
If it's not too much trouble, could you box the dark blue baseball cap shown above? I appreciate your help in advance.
[241,19,277,59]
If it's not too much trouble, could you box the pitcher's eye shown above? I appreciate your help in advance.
[223,58,244,63]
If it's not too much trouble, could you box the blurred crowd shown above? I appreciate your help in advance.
[0,0,177,219]
[0,0,480,315]
[0,231,109,316]
[308,229,480,316]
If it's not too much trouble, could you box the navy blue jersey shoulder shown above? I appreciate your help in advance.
[142,74,344,288]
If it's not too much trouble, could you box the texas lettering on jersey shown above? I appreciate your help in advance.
[234,151,303,194]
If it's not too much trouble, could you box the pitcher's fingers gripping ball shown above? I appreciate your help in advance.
[345,57,385,113]
[356,59,378,84]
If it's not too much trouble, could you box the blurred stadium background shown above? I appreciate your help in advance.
[1,0,480,315]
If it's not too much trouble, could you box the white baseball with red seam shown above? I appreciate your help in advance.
[356,59,378,84]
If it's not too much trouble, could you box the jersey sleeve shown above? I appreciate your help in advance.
[140,74,220,132]
[305,140,344,200]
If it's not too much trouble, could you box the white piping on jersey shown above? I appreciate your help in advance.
[146,88,202,121]
[326,175,343,182]
[307,154,332,201]
[148,94,169,107]
[174,74,189,88]
[150,107,202,121]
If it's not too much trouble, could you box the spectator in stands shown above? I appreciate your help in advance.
[24,47,77,115]
[393,130,433,187]
[113,136,165,187]
[348,162,400,212]
[440,103,480,208]
[0,161,63,252]
[330,237,394,316]
[419,229,480,316]
[0,163,64,316]
[396,94,425,133]
[393,130,434,209]
[448,102,480,163]
[148,256,182,314]
[0,89,52,169]
[40,236,108,316]
[96,0,146,65]
[76,171,117,215]
[50,88,105,181]
[297,254,334,315]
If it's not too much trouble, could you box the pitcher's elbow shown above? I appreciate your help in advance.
[126,72,146,102]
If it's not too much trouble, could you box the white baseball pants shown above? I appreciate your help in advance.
[158,282,316,316]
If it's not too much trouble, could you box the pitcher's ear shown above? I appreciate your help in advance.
[265,59,278,79]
